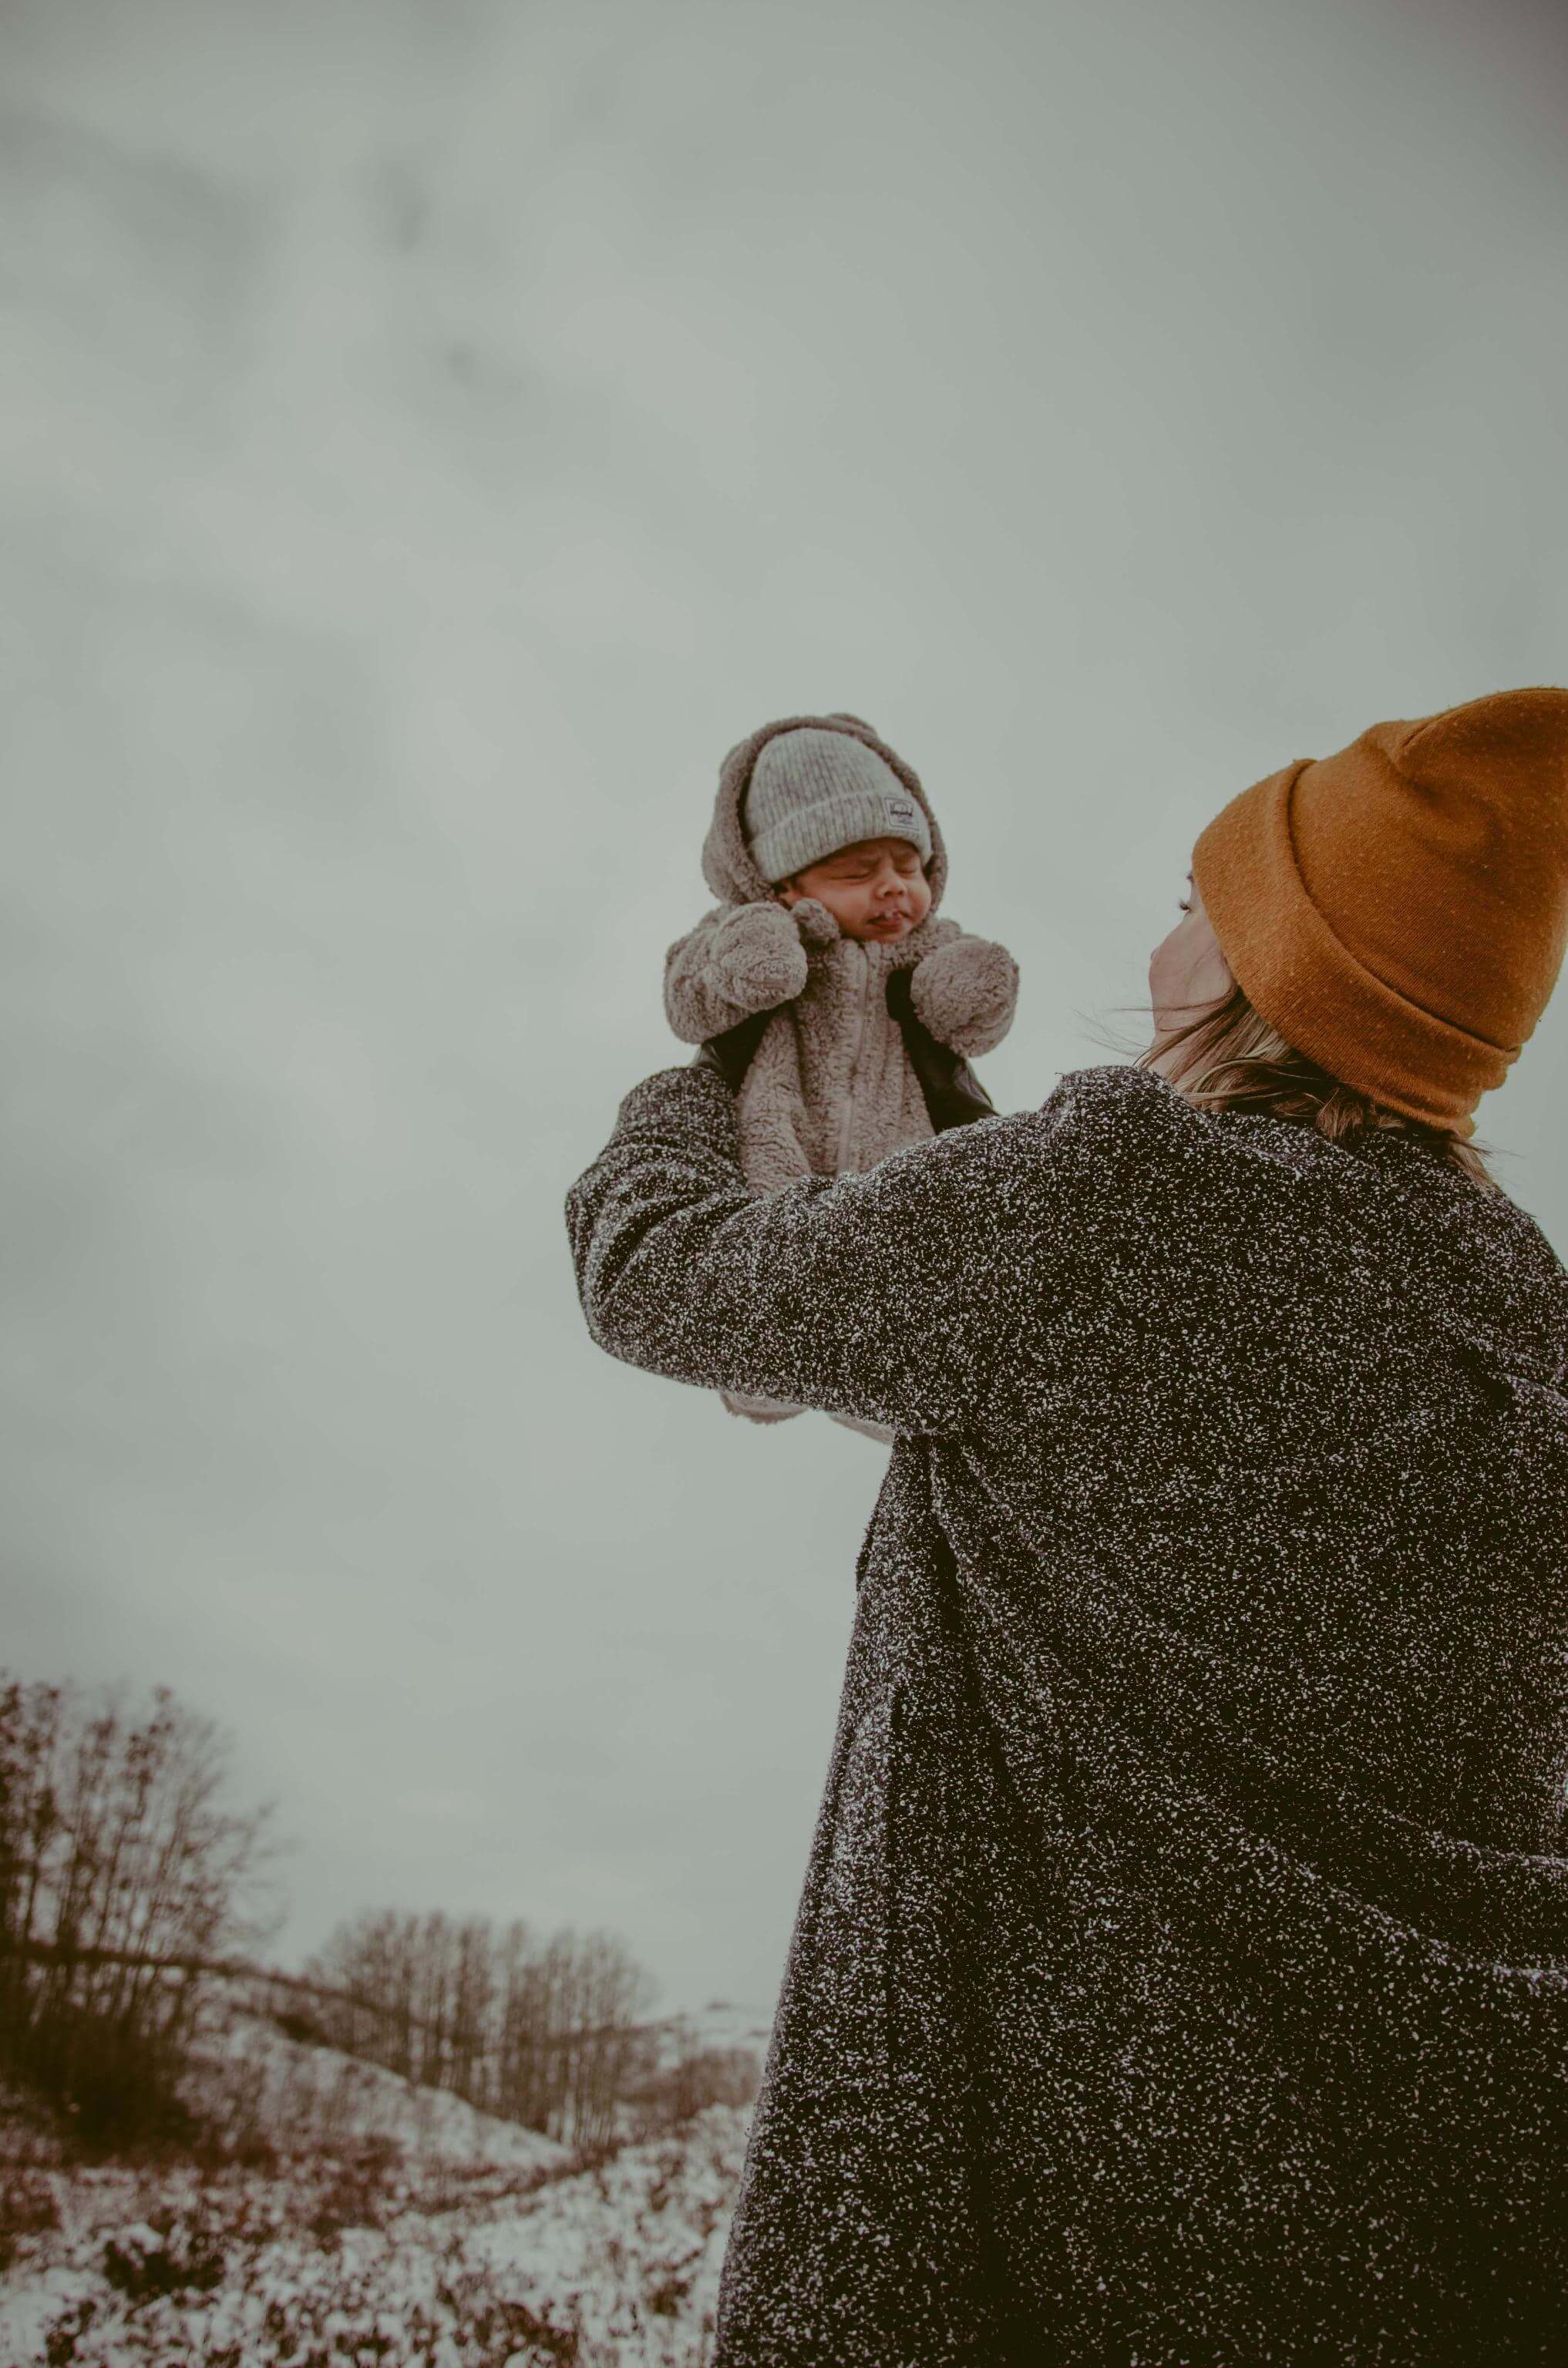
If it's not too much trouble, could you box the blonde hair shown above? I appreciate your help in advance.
[1139,985,1499,1191]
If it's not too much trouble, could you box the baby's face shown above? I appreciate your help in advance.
[774,836,933,943]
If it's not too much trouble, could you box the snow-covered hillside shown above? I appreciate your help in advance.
[0,2001,762,2366]
[185,1988,573,2174]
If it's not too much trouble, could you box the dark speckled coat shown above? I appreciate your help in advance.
[564,1057,1568,2365]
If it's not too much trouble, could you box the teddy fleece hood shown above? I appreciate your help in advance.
[701,712,949,917]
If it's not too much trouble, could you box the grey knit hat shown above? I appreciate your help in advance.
[741,728,934,884]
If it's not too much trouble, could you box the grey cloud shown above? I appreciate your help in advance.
[2,0,1563,2013]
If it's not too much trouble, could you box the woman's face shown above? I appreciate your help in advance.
[1149,874,1233,1045]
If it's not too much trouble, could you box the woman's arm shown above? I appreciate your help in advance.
[564,1062,1077,1438]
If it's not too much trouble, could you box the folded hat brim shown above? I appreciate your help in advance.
[1192,759,1515,1137]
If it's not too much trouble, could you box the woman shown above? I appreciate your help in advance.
[564,687,1568,2365]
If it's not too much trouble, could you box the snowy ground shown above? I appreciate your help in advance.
[0,2003,760,2366]
[0,2107,749,2365]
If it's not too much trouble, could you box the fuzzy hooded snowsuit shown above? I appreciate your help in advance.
[664,713,1020,1439]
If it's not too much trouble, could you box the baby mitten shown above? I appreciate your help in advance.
[783,896,841,950]
[665,900,811,1043]
[705,902,809,1008]
[909,935,1020,1058]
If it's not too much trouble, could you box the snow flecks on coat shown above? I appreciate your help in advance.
[564,1057,1568,2364]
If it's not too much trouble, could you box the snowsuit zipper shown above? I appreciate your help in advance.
[836,945,872,1173]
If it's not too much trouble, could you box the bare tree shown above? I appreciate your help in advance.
[305,1909,656,2146]
[1,1670,718,2162]
[0,1672,279,2141]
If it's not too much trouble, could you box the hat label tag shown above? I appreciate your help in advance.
[884,797,917,824]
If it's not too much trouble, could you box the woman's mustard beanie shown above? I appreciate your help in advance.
[1191,686,1568,1138]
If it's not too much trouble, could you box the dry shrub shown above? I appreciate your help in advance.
[623,2045,760,2141]
[305,2132,409,2244]
[0,2168,60,2271]
[16,2006,198,2154]
[100,2214,227,2302]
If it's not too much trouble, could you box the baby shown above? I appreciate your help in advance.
[664,711,1021,1443]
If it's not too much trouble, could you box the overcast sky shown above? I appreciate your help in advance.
[3,0,1566,2018]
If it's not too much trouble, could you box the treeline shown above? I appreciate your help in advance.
[1,1670,757,2158]
[0,1673,276,2142]
[301,1911,656,2152]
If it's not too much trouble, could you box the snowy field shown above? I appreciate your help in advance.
[0,2003,759,2366]
[0,2105,749,2366]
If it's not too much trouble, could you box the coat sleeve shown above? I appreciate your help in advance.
[564,1061,1080,1438]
